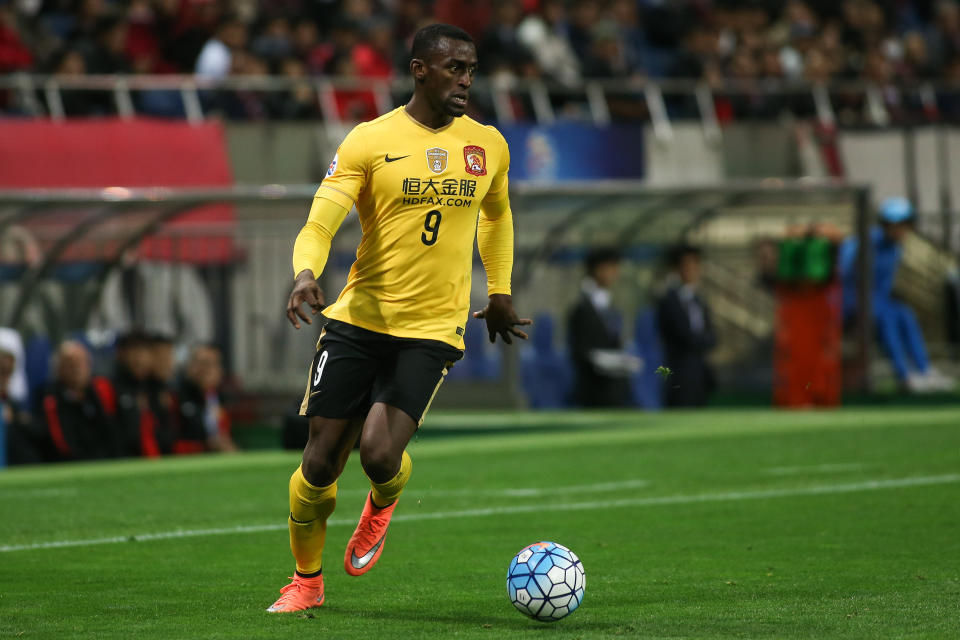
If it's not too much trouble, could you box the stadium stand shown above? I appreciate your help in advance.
[2,0,960,125]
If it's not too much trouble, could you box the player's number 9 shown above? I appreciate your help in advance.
[421,209,442,246]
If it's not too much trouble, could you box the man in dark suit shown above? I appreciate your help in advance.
[657,244,716,407]
[567,247,641,407]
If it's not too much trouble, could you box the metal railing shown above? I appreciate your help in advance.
[3,73,960,134]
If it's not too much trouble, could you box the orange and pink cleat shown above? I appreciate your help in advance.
[266,574,325,612]
[344,492,398,576]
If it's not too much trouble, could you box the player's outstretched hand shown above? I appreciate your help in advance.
[473,293,532,344]
[286,270,325,329]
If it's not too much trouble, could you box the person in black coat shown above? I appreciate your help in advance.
[174,344,237,453]
[38,340,122,461]
[567,247,641,407]
[656,244,716,407]
[145,333,177,455]
[113,331,162,457]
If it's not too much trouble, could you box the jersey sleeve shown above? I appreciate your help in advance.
[478,130,514,295]
[315,126,369,210]
[477,196,513,296]
[291,197,349,278]
[483,129,510,203]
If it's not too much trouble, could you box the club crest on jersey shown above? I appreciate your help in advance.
[426,147,448,174]
[326,153,338,178]
[463,146,487,176]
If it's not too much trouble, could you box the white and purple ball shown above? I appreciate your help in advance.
[507,541,585,622]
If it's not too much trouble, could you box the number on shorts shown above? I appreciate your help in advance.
[313,350,329,386]
[421,209,442,246]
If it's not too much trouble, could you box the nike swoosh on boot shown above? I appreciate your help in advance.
[350,534,386,570]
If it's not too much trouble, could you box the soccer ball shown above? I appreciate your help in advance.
[507,541,585,622]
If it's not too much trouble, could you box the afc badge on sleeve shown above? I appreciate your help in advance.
[325,153,338,178]
[463,146,487,176]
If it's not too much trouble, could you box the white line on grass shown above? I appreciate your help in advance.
[1,473,956,553]
[763,463,865,475]
[407,478,650,498]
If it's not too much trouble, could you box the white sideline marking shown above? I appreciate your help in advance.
[763,463,865,476]
[409,478,650,498]
[1,473,956,554]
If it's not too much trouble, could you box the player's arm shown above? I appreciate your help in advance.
[287,126,368,329]
[473,192,532,344]
[476,192,513,297]
[286,196,349,329]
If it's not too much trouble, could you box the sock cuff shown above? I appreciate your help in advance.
[292,465,338,503]
[295,568,323,579]
[369,451,412,503]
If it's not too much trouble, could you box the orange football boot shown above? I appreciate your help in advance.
[344,492,397,576]
[266,574,325,612]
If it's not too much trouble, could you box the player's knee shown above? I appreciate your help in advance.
[358,440,399,483]
[301,446,340,487]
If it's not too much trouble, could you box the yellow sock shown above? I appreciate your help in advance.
[369,450,412,507]
[288,465,337,575]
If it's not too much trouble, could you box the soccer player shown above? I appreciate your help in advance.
[267,23,531,613]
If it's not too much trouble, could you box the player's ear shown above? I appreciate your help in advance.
[410,58,426,83]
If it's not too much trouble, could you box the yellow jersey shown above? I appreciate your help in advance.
[315,107,512,349]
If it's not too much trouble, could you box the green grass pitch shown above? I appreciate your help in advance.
[1,407,958,639]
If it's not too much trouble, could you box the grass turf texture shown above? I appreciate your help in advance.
[1,408,958,639]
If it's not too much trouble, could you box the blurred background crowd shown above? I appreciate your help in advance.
[0,329,236,465]
[2,0,960,121]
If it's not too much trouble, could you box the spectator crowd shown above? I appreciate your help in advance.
[0,329,236,466]
[2,0,960,122]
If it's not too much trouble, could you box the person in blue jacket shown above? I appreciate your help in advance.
[838,197,953,392]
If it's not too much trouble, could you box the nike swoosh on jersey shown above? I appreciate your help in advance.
[350,534,386,569]
[384,154,410,162]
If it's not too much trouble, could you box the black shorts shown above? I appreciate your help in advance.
[299,319,463,425]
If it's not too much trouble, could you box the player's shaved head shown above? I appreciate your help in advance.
[411,23,473,61]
